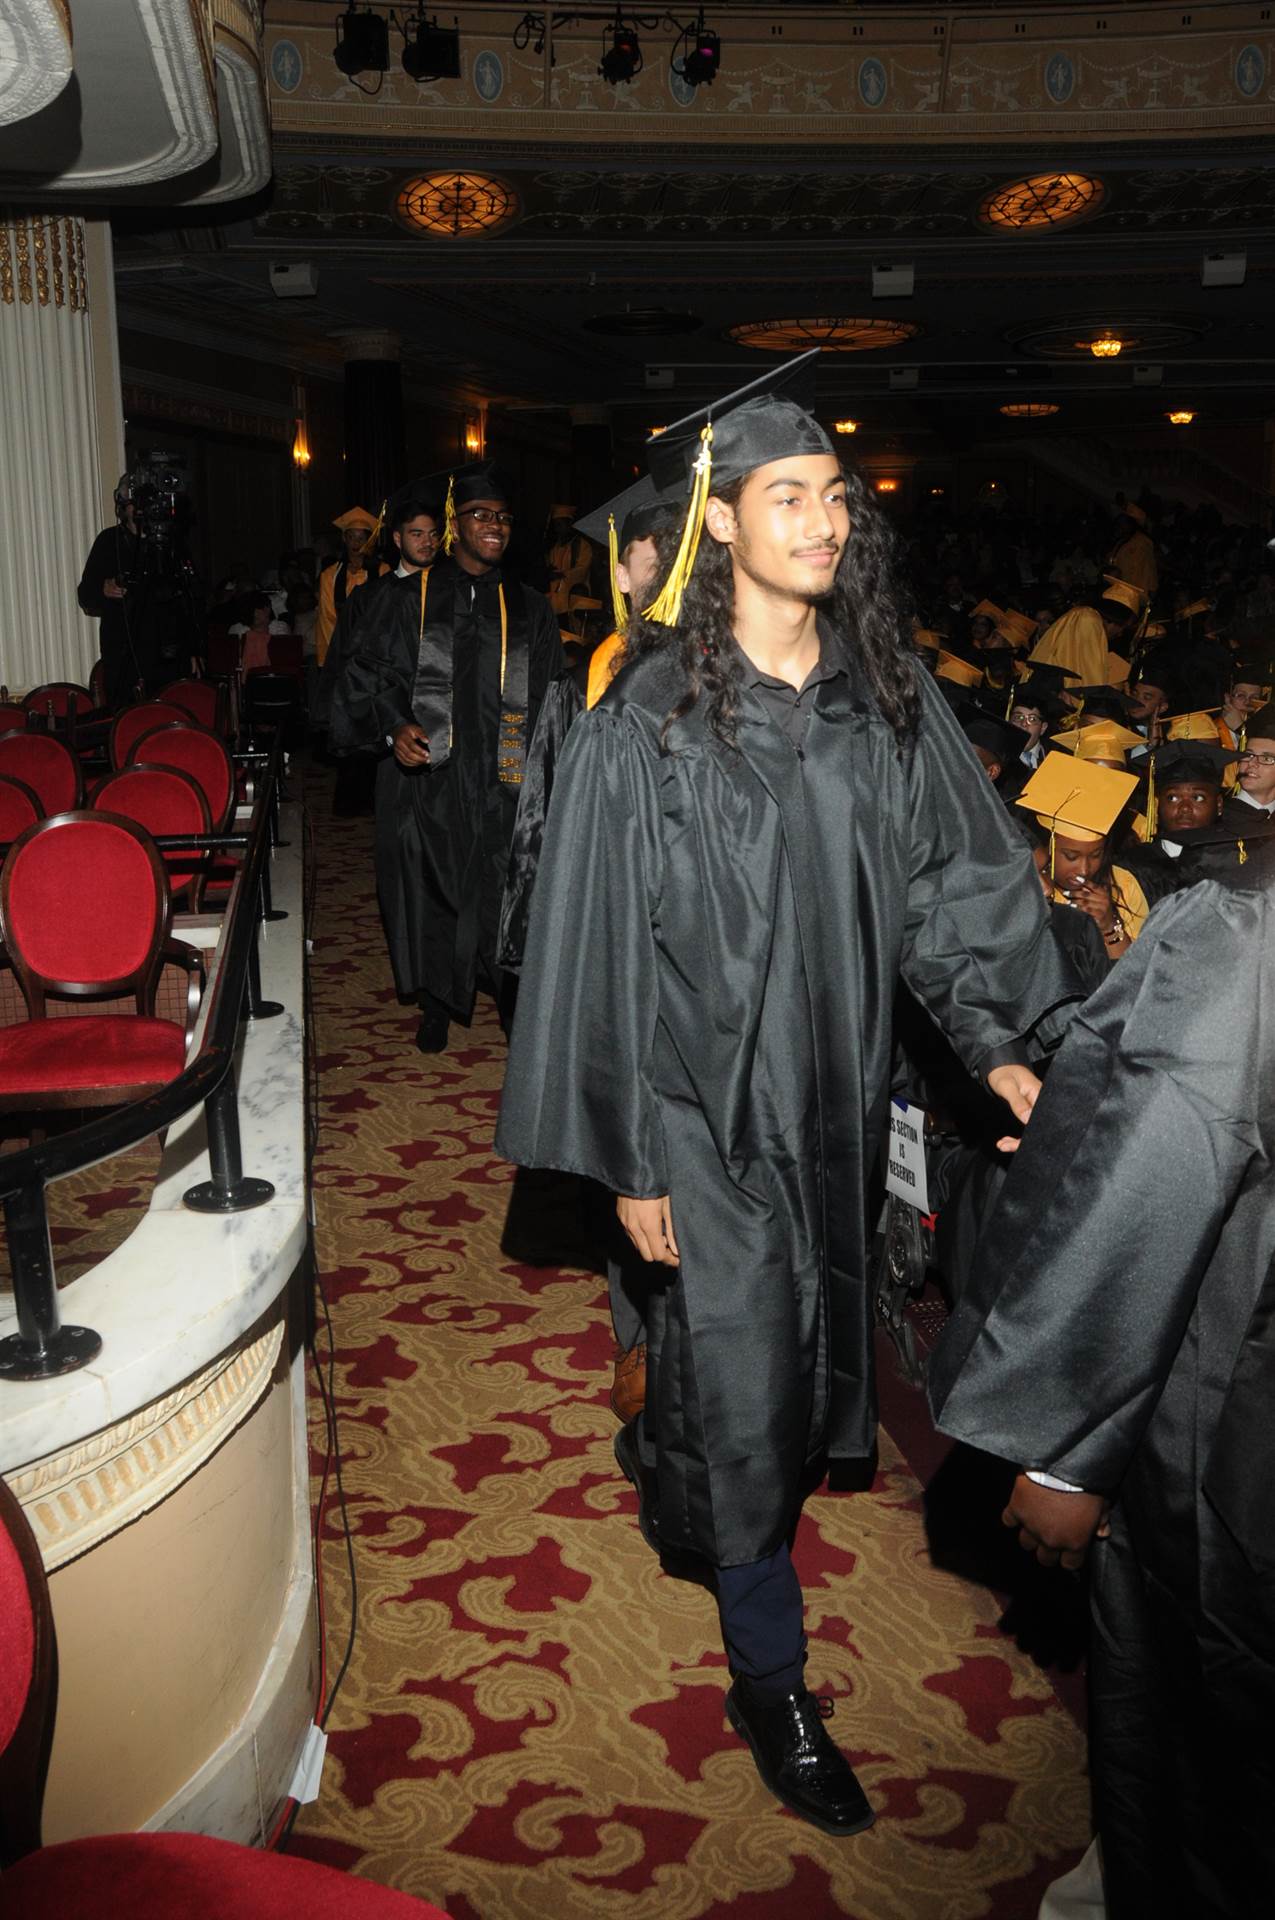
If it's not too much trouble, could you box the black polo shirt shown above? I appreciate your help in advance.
[742,627,848,753]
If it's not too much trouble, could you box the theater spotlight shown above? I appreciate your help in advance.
[673,13,720,88]
[334,4,390,77]
[600,19,642,85]
[402,12,461,81]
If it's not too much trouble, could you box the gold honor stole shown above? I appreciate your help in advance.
[408,566,530,787]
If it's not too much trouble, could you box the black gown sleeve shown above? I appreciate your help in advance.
[927,882,1262,1490]
[498,671,585,972]
[495,707,669,1198]
[77,529,118,617]
[326,587,417,755]
[900,676,1082,1075]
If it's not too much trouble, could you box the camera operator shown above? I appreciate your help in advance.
[78,465,200,709]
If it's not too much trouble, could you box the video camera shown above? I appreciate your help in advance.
[115,453,194,588]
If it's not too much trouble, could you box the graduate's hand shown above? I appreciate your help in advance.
[102,576,126,599]
[392,722,431,768]
[987,1063,1042,1153]
[1002,1473,1110,1571]
[617,1195,680,1268]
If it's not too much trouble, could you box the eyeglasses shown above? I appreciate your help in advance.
[459,508,514,527]
[1238,750,1275,767]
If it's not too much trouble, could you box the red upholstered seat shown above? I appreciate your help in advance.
[92,765,210,910]
[0,775,42,843]
[0,1014,185,1095]
[128,722,235,833]
[22,682,92,722]
[160,678,224,733]
[0,733,81,814]
[0,812,184,1112]
[109,702,191,772]
[0,703,28,737]
[0,1477,453,1918]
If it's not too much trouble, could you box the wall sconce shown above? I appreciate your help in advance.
[1166,409,1196,426]
[834,420,859,435]
[463,415,484,457]
[875,477,900,494]
[1088,333,1124,359]
[291,419,312,469]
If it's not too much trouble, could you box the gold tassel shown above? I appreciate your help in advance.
[1005,683,1015,721]
[608,513,628,637]
[643,423,714,628]
[1238,838,1248,866]
[443,475,458,554]
[1144,751,1158,840]
[367,498,387,552]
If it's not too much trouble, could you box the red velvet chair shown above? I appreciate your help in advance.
[0,1474,453,1919]
[0,776,42,844]
[91,765,211,912]
[108,702,191,772]
[0,812,189,1114]
[0,702,28,737]
[159,677,226,735]
[21,683,93,726]
[128,722,235,833]
[0,733,81,815]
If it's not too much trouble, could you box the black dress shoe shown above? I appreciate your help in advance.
[415,1010,449,1053]
[726,1678,875,1837]
[613,1419,661,1554]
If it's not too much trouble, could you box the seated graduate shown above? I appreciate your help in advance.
[1131,737,1232,866]
[1216,655,1271,752]
[1223,697,1275,828]
[1008,668,1074,771]
[927,828,1275,1920]
[956,705,1033,802]
[1014,751,1150,958]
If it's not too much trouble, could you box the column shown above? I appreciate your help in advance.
[0,214,125,691]
[338,329,405,514]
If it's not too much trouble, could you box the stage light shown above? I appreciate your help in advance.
[1166,409,1196,426]
[1089,333,1124,359]
[600,20,642,85]
[334,5,390,77]
[403,15,461,81]
[833,420,859,435]
[672,14,720,89]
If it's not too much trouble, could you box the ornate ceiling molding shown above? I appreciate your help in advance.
[266,3,1275,148]
[0,1,72,129]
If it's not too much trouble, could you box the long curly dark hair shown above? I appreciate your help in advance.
[626,464,919,749]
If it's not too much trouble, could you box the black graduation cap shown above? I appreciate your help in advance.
[1244,700,1275,740]
[1130,649,1178,693]
[640,349,835,625]
[1169,816,1275,878]
[385,475,446,532]
[575,473,682,553]
[1134,738,1236,786]
[1067,689,1138,724]
[447,459,512,506]
[1010,677,1068,726]
[958,706,1032,767]
[645,348,830,496]
[1017,662,1080,697]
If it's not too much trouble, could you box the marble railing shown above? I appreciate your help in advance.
[0,801,318,1847]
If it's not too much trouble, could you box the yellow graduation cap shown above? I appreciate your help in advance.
[333,506,377,532]
[1124,502,1149,527]
[971,599,1006,625]
[1050,720,1145,763]
[1016,751,1138,851]
[1177,597,1211,620]
[1166,709,1223,742]
[1105,651,1132,686]
[1100,577,1148,618]
[936,650,984,688]
[995,609,1038,650]
[913,628,944,651]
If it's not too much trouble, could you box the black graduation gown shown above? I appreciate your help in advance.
[328,559,563,1015]
[496,641,1077,1567]
[927,869,1275,1917]
[497,665,587,972]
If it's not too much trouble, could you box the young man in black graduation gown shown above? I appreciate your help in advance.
[928,834,1275,1918]
[328,461,562,1050]
[496,353,1077,1834]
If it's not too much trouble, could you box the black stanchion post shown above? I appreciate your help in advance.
[248,890,284,1018]
[260,852,286,923]
[0,1183,102,1379]
[184,1070,275,1213]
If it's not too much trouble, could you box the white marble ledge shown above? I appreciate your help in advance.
[0,803,308,1474]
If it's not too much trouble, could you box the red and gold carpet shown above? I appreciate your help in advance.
[289,781,1090,1919]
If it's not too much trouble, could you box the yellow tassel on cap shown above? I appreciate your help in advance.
[1238,838,1248,866]
[367,498,387,552]
[443,475,458,555]
[643,423,714,628]
[1144,751,1158,840]
[608,513,628,637]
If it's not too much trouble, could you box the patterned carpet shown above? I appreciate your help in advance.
[288,774,1091,1919]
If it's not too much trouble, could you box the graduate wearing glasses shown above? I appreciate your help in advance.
[330,461,562,1051]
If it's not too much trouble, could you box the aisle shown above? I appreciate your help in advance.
[290,779,1089,1920]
